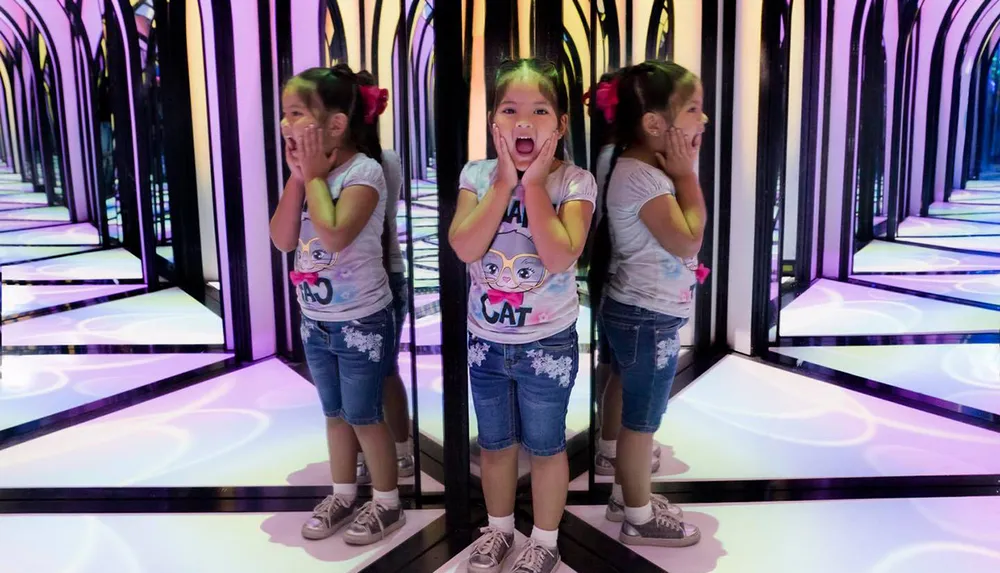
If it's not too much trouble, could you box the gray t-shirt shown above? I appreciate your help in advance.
[606,158,698,318]
[460,159,598,344]
[295,153,392,322]
[382,150,405,274]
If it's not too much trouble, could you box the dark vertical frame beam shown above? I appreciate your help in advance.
[750,0,790,352]
[886,1,918,239]
[795,0,822,285]
[695,0,718,352]
[435,0,471,542]
[275,0,300,360]
[397,0,422,504]
[258,0,289,358]
[714,0,736,350]
[919,0,964,214]
[838,0,870,280]
[210,0,253,360]
[945,2,996,199]
[156,0,206,300]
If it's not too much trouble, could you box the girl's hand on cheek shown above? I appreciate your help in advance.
[298,125,338,182]
[656,128,697,179]
[491,123,519,192]
[522,133,557,189]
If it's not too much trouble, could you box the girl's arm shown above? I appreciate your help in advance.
[298,124,380,253]
[640,130,706,259]
[522,135,596,273]
[305,180,380,253]
[448,125,519,263]
[270,141,306,253]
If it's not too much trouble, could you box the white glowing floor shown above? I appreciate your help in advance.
[0,205,71,221]
[853,241,1000,273]
[0,510,445,573]
[436,531,578,572]
[774,344,1000,415]
[0,353,232,432]
[0,223,100,246]
[0,358,441,491]
[574,354,1000,484]
[0,245,95,265]
[2,284,144,318]
[0,248,142,281]
[852,273,1000,307]
[1,287,224,347]
[898,216,1000,237]
[567,496,1000,573]
[778,279,1000,337]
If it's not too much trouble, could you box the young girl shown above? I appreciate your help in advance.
[588,60,708,547]
[353,71,415,486]
[449,58,597,573]
[270,64,404,546]
[586,72,662,479]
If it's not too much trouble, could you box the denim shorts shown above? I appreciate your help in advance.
[598,298,687,433]
[301,304,395,425]
[468,325,579,457]
[388,272,409,375]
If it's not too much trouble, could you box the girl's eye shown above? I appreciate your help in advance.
[501,107,516,114]
[534,109,550,115]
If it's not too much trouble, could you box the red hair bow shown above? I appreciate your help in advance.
[359,85,389,124]
[595,77,620,123]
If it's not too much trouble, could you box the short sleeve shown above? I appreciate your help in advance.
[459,160,491,197]
[561,166,598,207]
[344,156,387,199]
[623,163,674,210]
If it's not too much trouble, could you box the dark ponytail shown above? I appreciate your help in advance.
[352,68,393,281]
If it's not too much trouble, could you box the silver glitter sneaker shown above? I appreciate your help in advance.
[509,539,561,573]
[356,454,416,484]
[397,453,416,478]
[465,526,515,573]
[606,494,683,522]
[301,494,357,540]
[356,460,372,485]
[594,449,662,476]
[619,503,700,547]
[343,500,406,545]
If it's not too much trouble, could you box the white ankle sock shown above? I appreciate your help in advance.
[488,513,515,534]
[611,483,624,504]
[333,482,358,500]
[356,452,366,464]
[599,438,617,458]
[373,488,401,508]
[624,502,653,525]
[396,439,413,457]
[530,526,559,549]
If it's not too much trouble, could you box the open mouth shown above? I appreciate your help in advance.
[514,137,535,155]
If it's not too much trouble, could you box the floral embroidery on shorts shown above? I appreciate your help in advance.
[300,319,318,342]
[343,326,383,362]
[468,342,490,368]
[527,349,574,387]
[656,333,681,370]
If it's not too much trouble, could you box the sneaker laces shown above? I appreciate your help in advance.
[353,501,387,532]
[471,527,511,557]
[651,494,675,511]
[652,503,684,531]
[512,539,555,571]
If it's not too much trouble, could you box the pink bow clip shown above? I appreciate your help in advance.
[487,289,524,308]
[290,270,319,286]
[359,85,389,124]
[595,77,620,123]
[695,264,711,285]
